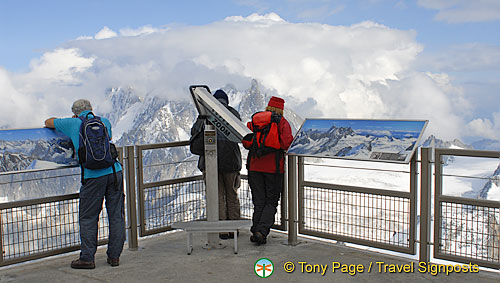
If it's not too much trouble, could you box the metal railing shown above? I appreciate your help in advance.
[292,155,417,254]
[0,193,109,266]
[1,142,499,271]
[133,142,284,237]
[434,148,500,269]
[0,147,126,266]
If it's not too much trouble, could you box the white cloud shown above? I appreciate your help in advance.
[465,112,500,140]
[76,35,93,40]
[0,13,493,141]
[418,0,500,23]
[225,12,284,23]
[24,48,94,83]
[95,26,118,39]
[0,68,44,129]
[119,25,158,37]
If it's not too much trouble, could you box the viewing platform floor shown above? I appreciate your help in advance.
[0,230,498,282]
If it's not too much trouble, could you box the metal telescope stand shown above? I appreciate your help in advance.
[172,124,251,254]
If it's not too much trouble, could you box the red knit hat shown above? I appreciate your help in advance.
[267,96,284,110]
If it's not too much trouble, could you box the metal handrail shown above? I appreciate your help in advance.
[302,162,411,174]
[0,193,79,210]
[1,142,499,270]
[440,173,498,181]
[301,180,411,198]
[0,172,80,186]
[0,164,77,176]
[142,159,197,169]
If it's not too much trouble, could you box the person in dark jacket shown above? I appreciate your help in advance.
[190,89,242,239]
[243,96,293,245]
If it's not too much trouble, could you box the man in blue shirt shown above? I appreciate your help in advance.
[45,99,125,269]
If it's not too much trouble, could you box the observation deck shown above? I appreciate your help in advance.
[1,230,498,282]
[0,142,499,282]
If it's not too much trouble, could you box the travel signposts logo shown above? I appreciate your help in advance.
[254,258,274,278]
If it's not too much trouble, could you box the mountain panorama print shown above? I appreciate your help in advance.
[287,119,428,164]
[0,128,76,172]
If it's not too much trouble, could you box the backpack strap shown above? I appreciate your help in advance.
[80,164,85,185]
[112,164,118,191]
[78,114,87,185]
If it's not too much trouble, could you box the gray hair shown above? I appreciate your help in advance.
[71,99,92,116]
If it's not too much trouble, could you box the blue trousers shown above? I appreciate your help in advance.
[79,171,125,262]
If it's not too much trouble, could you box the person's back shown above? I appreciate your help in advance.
[45,99,125,269]
[190,93,242,173]
[53,110,121,179]
[189,89,242,239]
[243,96,293,245]
[244,111,292,174]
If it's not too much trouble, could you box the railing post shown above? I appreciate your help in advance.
[297,156,304,239]
[125,146,138,250]
[287,155,298,245]
[279,158,288,231]
[409,152,418,254]
[419,147,432,263]
[0,210,4,265]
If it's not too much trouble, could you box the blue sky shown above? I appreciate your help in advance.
[1,0,498,71]
[1,0,245,70]
[0,0,499,142]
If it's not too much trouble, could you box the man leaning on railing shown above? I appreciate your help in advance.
[45,99,125,269]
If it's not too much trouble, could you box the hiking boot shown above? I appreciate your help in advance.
[107,257,120,267]
[71,258,95,269]
[251,232,266,245]
[219,233,229,240]
[250,234,257,243]
[255,232,267,245]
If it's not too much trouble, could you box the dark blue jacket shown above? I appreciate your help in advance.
[190,102,242,173]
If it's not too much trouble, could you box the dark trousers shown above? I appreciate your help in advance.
[79,171,125,262]
[249,171,283,237]
[218,172,241,220]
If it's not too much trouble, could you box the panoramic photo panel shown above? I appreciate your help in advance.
[287,119,428,163]
[0,128,77,172]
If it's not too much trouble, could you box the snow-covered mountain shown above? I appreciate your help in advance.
[0,152,33,172]
[421,134,471,165]
[0,138,75,173]
[0,79,304,201]
[479,164,500,200]
[1,80,498,265]
[290,125,356,154]
[421,135,500,200]
[95,79,303,183]
[290,124,417,162]
[421,134,472,150]
[104,79,302,147]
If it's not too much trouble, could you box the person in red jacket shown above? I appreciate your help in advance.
[243,96,293,244]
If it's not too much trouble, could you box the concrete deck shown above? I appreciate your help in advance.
[0,230,498,282]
